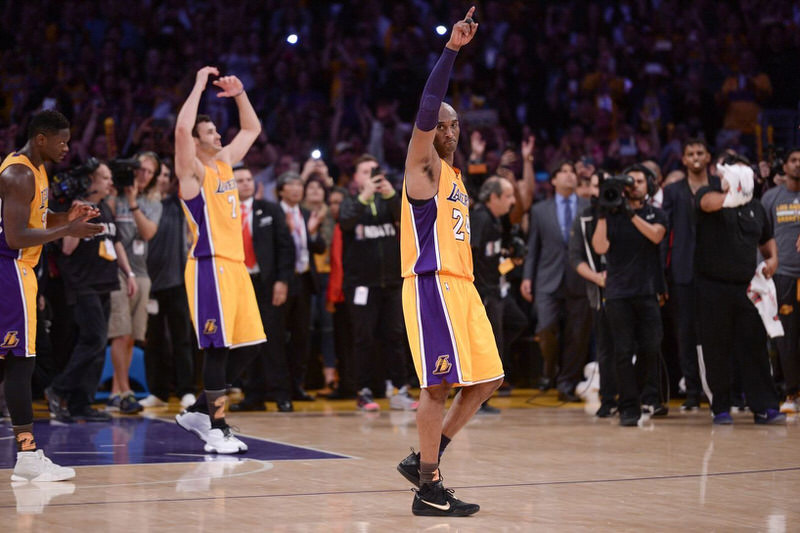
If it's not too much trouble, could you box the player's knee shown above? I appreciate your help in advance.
[422,383,450,403]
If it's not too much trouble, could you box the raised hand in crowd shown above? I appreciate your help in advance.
[470,130,486,161]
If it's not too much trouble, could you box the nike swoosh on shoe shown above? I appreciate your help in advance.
[420,499,450,511]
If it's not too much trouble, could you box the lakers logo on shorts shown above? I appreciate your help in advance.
[1,331,19,349]
[432,354,452,375]
[780,304,794,315]
[203,319,218,335]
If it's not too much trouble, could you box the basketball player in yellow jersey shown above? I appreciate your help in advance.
[0,110,103,481]
[397,7,503,516]
[173,66,265,454]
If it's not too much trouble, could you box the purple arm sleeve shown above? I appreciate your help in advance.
[415,47,458,131]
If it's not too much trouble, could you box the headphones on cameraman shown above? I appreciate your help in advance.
[622,164,657,198]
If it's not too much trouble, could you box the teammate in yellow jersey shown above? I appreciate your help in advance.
[173,66,265,454]
[0,110,103,481]
[397,7,503,517]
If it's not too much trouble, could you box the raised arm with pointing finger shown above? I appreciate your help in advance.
[404,6,478,201]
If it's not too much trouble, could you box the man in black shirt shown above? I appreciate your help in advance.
[592,165,667,426]
[662,139,718,410]
[470,176,518,413]
[47,161,138,422]
[338,154,414,411]
[695,158,785,425]
[569,172,617,417]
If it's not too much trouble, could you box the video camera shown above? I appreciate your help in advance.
[51,158,101,208]
[108,157,140,192]
[597,173,634,214]
[50,156,141,209]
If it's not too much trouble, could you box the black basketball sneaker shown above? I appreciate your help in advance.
[412,480,480,517]
[397,449,421,487]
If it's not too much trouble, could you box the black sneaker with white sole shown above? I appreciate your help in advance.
[398,449,421,487]
[412,480,479,517]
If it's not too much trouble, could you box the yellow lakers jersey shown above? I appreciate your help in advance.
[181,160,244,262]
[400,159,473,280]
[0,152,49,265]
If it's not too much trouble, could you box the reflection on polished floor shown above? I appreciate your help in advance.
[1,391,799,531]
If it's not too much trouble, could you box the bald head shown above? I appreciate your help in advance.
[438,102,457,122]
[433,102,460,160]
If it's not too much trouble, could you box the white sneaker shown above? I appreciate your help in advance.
[180,393,197,409]
[140,395,168,408]
[175,410,211,442]
[203,427,248,454]
[11,450,76,482]
[779,396,798,414]
[389,386,419,411]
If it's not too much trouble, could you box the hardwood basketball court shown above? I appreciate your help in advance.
[2,392,798,531]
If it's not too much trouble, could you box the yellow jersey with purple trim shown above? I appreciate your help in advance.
[0,152,49,265]
[181,160,244,262]
[400,159,473,281]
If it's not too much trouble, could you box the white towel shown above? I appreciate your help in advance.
[747,261,784,338]
[717,163,754,208]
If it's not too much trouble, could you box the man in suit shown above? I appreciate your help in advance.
[277,171,326,401]
[521,161,591,401]
[229,164,296,412]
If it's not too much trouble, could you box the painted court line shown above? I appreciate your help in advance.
[1,465,796,510]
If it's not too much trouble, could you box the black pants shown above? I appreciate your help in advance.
[670,281,701,399]
[594,305,618,405]
[535,288,592,395]
[144,285,195,400]
[343,285,406,392]
[231,275,292,402]
[482,293,527,377]
[51,292,110,411]
[605,295,662,415]
[695,276,779,415]
[774,274,800,396]
[332,302,353,391]
[284,272,314,391]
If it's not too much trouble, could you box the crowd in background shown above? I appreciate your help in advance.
[1,0,799,420]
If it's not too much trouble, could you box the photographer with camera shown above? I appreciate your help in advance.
[47,160,137,423]
[107,152,162,414]
[336,154,416,411]
[471,176,526,413]
[693,156,784,425]
[568,171,617,417]
[591,165,667,426]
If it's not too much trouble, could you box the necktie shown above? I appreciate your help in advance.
[241,202,257,269]
[287,207,308,273]
[563,198,572,243]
